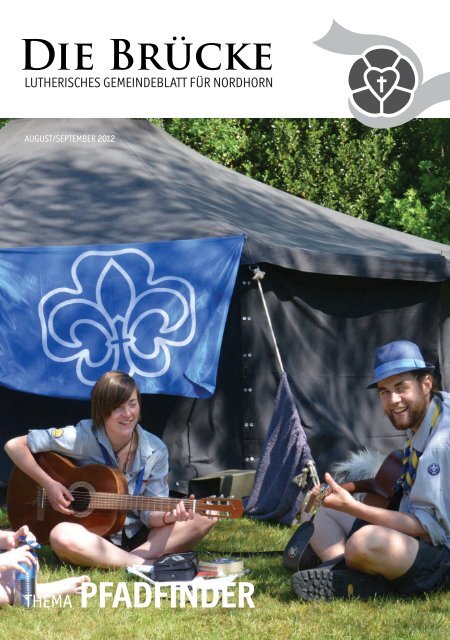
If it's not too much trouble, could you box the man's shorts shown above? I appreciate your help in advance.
[390,538,450,595]
[348,518,450,595]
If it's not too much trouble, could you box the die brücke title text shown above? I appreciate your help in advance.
[23,38,272,71]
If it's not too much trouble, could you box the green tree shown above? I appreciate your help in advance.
[375,120,449,242]
[154,118,449,244]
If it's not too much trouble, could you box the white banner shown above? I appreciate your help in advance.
[1,1,449,120]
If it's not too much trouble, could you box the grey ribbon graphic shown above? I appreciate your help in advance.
[315,21,450,127]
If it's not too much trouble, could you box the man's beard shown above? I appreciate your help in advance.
[386,405,428,432]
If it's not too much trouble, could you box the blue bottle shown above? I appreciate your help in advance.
[14,534,41,607]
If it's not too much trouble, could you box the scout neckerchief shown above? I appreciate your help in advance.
[397,397,441,495]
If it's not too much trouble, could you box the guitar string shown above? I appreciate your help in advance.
[35,497,233,517]
[35,489,237,514]
[37,495,231,510]
[36,489,197,508]
[36,488,235,506]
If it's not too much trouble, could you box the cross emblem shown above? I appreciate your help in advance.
[377,75,387,93]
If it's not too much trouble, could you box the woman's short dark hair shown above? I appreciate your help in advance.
[91,371,141,427]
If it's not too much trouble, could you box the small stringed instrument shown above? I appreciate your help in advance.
[7,452,244,543]
[304,449,403,515]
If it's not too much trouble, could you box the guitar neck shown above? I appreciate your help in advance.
[88,493,200,513]
[340,479,377,494]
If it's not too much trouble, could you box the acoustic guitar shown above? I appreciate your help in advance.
[7,451,245,543]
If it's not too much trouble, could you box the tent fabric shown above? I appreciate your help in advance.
[1,118,449,281]
[0,118,449,490]
[239,266,445,478]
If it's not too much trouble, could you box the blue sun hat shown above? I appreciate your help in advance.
[367,340,434,388]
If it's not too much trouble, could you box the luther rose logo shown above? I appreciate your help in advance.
[349,46,418,117]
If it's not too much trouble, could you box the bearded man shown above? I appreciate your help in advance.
[291,340,450,601]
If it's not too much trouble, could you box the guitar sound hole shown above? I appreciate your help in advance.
[71,486,91,513]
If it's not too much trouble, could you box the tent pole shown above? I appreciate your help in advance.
[250,266,320,490]
[251,266,285,375]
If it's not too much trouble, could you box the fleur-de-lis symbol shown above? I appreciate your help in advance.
[38,249,196,386]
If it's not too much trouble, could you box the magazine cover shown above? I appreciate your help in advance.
[0,2,449,639]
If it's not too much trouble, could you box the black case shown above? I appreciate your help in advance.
[151,552,199,582]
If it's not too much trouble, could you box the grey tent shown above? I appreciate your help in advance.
[1,117,449,491]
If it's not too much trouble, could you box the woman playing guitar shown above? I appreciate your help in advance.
[5,371,217,568]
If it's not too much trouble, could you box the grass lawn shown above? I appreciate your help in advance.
[0,510,449,640]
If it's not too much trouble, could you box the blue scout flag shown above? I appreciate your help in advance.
[0,236,244,399]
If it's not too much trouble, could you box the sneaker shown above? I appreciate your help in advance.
[291,567,391,601]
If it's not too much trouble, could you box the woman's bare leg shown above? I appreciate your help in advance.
[50,516,215,568]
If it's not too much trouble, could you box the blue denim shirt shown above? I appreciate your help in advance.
[27,419,169,541]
